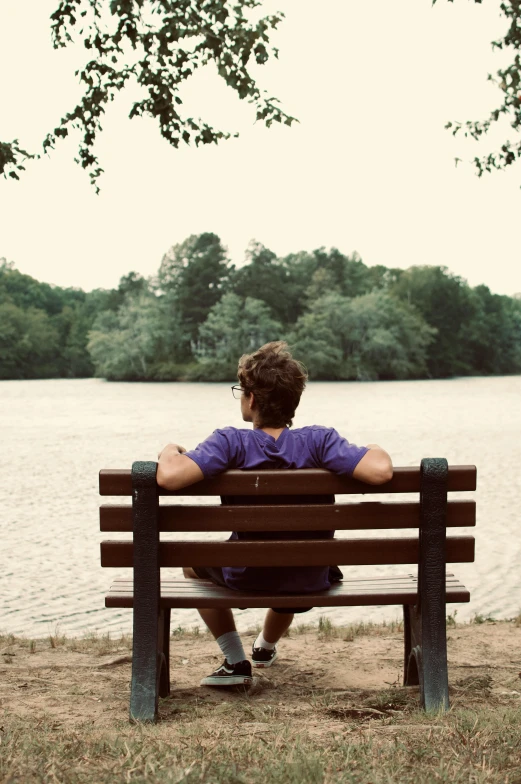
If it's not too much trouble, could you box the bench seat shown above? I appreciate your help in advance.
[106,573,470,609]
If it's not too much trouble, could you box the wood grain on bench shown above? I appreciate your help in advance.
[99,465,477,496]
[106,574,470,609]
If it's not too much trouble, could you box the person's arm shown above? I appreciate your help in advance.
[156,443,204,491]
[157,429,234,491]
[352,443,393,485]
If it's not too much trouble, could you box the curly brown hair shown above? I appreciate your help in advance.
[237,341,308,428]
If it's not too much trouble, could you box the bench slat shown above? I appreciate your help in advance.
[100,536,475,568]
[99,466,477,496]
[109,574,466,590]
[100,499,476,532]
[105,575,470,609]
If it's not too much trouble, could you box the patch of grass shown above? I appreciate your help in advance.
[1,627,168,654]
[171,624,186,640]
[48,626,66,649]
[67,631,132,655]
[381,617,404,634]
[342,621,380,641]
[472,613,496,625]
[317,615,335,639]
[3,707,521,784]
[293,622,313,635]
[314,618,404,643]
[308,688,338,712]
[362,687,416,713]
[2,620,521,783]
[2,613,515,657]
[447,610,458,627]
[453,674,493,697]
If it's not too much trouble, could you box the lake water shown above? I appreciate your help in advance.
[1,376,520,638]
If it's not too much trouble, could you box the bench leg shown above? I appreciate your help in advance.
[403,602,449,712]
[130,608,171,721]
[130,621,159,723]
[418,601,449,713]
[403,604,420,687]
[158,608,171,698]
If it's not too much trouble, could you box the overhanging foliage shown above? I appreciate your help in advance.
[436,0,521,178]
[1,0,295,191]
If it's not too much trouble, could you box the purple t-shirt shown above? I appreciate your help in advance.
[185,426,368,593]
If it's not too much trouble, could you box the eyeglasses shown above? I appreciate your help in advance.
[231,385,244,399]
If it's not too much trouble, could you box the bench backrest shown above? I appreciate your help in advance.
[100,463,476,569]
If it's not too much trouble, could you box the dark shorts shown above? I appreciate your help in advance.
[191,565,343,615]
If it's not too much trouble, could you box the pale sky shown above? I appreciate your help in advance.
[1,0,520,296]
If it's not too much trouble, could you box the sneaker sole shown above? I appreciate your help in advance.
[200,676,253,687]
[252,651,278,669]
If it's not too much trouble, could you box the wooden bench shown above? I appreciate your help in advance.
[99,458,477,723]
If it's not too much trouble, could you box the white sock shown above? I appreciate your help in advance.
[254,632,276,651]
[216,631,246,665]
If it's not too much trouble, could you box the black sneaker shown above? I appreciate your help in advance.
[200,659,253,687]
[251,643,278,668]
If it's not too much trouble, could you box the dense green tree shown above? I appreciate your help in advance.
[3,240,521,382]
[279,247,377,321]
[83,273,150,315]
[1,0,295,190]
[57,285,129,376]
[231,242,295,325]
[300,250,394,302]
[364,264,404,292]
[148,290,190,373]
[88,291,164,379]
[311,248,373,298]
[83,285,122,315]
[304,267,338,302]
[287,311,343,379]
[195,291,282,379]
[277,250,321,323]
[389,266,476,377]
[291,291,436,381]
[0,259,84,315]
[0,302,61,379]
[0,259,98,378]
[116,271,148,300]
[460,285,521,375]
[158,233,231,349]
[51,305,90,376]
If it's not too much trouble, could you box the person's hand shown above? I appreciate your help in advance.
[158,443,187,459]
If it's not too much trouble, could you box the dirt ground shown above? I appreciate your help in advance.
[1,620,521,730]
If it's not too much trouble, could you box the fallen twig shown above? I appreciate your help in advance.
[97,655,132,669]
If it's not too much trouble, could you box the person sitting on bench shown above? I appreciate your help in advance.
[157,341,393,687]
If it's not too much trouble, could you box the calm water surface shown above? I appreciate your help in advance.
[1,376,520,637]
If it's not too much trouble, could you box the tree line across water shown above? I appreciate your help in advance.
[1,232,521,382]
